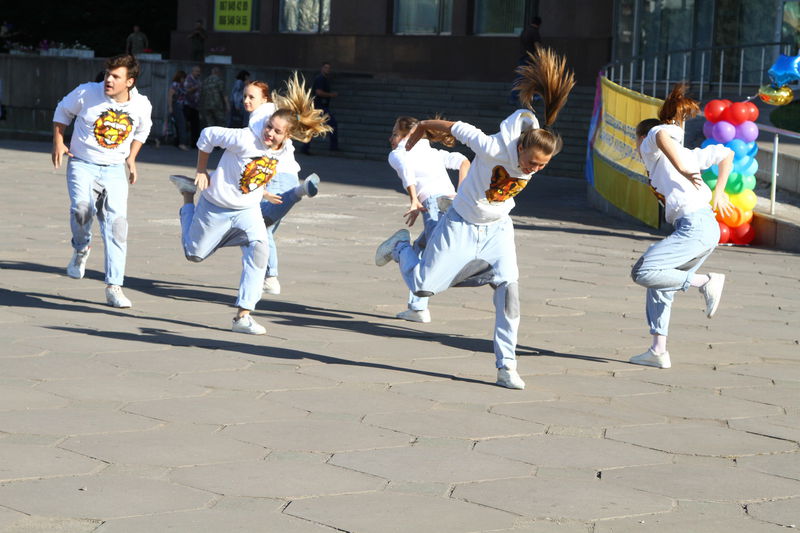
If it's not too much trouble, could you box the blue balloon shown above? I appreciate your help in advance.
[768,54,800,87]
[726,139,749,158]
[746,141,758,157]
[733,156,753,173]
[745,158,759,176]
[711,164,719,175]
[701,138,720,148]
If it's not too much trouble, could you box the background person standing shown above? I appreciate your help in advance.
[299,62,338,154]
[183,65,202,144]
[125,24,149,56]
[201,66,228,127]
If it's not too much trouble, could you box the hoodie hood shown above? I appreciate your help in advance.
[498,109,540,177]
[248,102,277,140]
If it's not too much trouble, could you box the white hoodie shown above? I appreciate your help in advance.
[639,124,733,224]
[388,138,464,202]
[451,109,539,224]
[53,82,152,165]
[197,107,295,210]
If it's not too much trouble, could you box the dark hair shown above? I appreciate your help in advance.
[246,80,272,102]
[172,70,186,83]
[658,82,700,124]
[236,70,250,81]
[104,54,140,87]
[531,16,542,25]
[635,118,661,138]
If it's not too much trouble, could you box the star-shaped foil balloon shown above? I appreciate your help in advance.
[768,54,800,88]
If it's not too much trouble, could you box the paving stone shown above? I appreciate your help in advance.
[0,516,102,533]
[172,454,386,498]
[0,472,213,519]
[61,424,268,467]
[285,492,517,532]
[728,414,800,443]
[737,452,800,481]
[0,353,124,380]
[95,347,254,375]
[0,406,160,436]
[747,498,800,528]
[331,441,532,483]
[722,383,800,410]
[0,380,70,411]
[474,434,672,469]
[0,442,105,482]
[95,496,333,532]
[389,379,558,406]
[620,367,773,391]
[172,365,340,391]
[222,416,412,452]
[491,398,666,431]
[525,373,667,398]
[606,423,797,457]
[602,462,800,502]
[364,407,547,439]
[265,384,436,415]
[609,390,783,421]
[719,362,800,384]
[35,373,208,402]
[123,391,309,425]
[454,475,673,521]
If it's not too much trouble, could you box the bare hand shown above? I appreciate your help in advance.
[127,160,138,184]
[264,191,283,204]
[403,199,427,226]
[52,141,72,168]
[713,192,735,218]
[680,170,703,189]
[194,171,210,191]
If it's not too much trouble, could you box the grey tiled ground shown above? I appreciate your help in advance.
[0,139,798,532]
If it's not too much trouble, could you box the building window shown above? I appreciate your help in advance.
[474,0,526,35]
[394,0,453,35]
[280,0,330,33]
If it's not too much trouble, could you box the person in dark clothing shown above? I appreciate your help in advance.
[299,62,338,154]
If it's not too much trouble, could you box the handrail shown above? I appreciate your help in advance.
[756,123,800,216]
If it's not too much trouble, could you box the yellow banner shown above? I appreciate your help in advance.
[214,0,252,32]
[595,78,662,175]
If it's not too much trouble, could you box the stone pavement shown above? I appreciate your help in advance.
[0,139,798,533]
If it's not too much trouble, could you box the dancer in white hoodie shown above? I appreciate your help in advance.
[170,74,330,334]
[375,48,575,389]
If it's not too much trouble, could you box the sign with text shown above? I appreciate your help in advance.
[214,0,253,32]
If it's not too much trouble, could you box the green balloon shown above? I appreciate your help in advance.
[725,172,743,194]
[701,170,717,184]
[741,173,757,190]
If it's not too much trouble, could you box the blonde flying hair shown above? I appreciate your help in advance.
[270,72,333,143]
[394,114,456,147]
[513,46,576,156]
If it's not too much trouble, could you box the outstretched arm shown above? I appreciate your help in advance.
[406,120,455,150]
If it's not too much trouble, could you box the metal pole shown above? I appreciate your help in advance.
[653,56,658,96]
[682,52,687,82]
[629,60,634,88]
[718,49,724,98]
[761,47,766,85]
[771,133,779,215]
[610,65,615,82]
[738,48,744,95]
[620,63,625,85]
[699,51,705,101]
[665,54,671,98]
[640,59,645,93]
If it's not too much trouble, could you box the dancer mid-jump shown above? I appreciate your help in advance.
[375,47,575,389]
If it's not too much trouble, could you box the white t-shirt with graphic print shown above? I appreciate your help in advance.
[53,82,152,166]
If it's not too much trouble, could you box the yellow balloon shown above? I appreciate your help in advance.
[758,84,794,106]
[730,189,758,212]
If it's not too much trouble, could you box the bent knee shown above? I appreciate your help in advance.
[252,240,269,269]
[112,217,128,243]
[72,202,92,225]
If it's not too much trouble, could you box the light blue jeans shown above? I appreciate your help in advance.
[631,207,720,336]
[180,195,268,311]
[260,172,301,278]
[407,194,449,311]
[66,158,129,286]
[394,207,520,369]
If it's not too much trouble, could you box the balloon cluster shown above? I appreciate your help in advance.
[701,99,759,245]
[758,54,799,106]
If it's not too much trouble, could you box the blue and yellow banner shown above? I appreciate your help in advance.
[587,78,664,228]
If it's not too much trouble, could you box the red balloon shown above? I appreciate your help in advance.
[704,100,727,123]
[730,222,755,245]
[744,101,759,122]
[718,221,731,244]
[720,99,733,107]
[719,106,734,124]
[727,102,750,126]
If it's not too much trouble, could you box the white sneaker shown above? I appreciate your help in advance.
[629,348,671,369]
[396,309,431,323]
[263,276,281,295]
[496,367,526,389]
[375,229,410,266]
[169,174,197,194]
[232,314,266,335]
[66,247,91,279]
[700,272,725,318]
[105,285,132,308]
[302,173,320,197]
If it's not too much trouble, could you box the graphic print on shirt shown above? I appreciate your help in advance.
[239,156,278,194]
[93,109,134,149]
[485,165,529,203]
